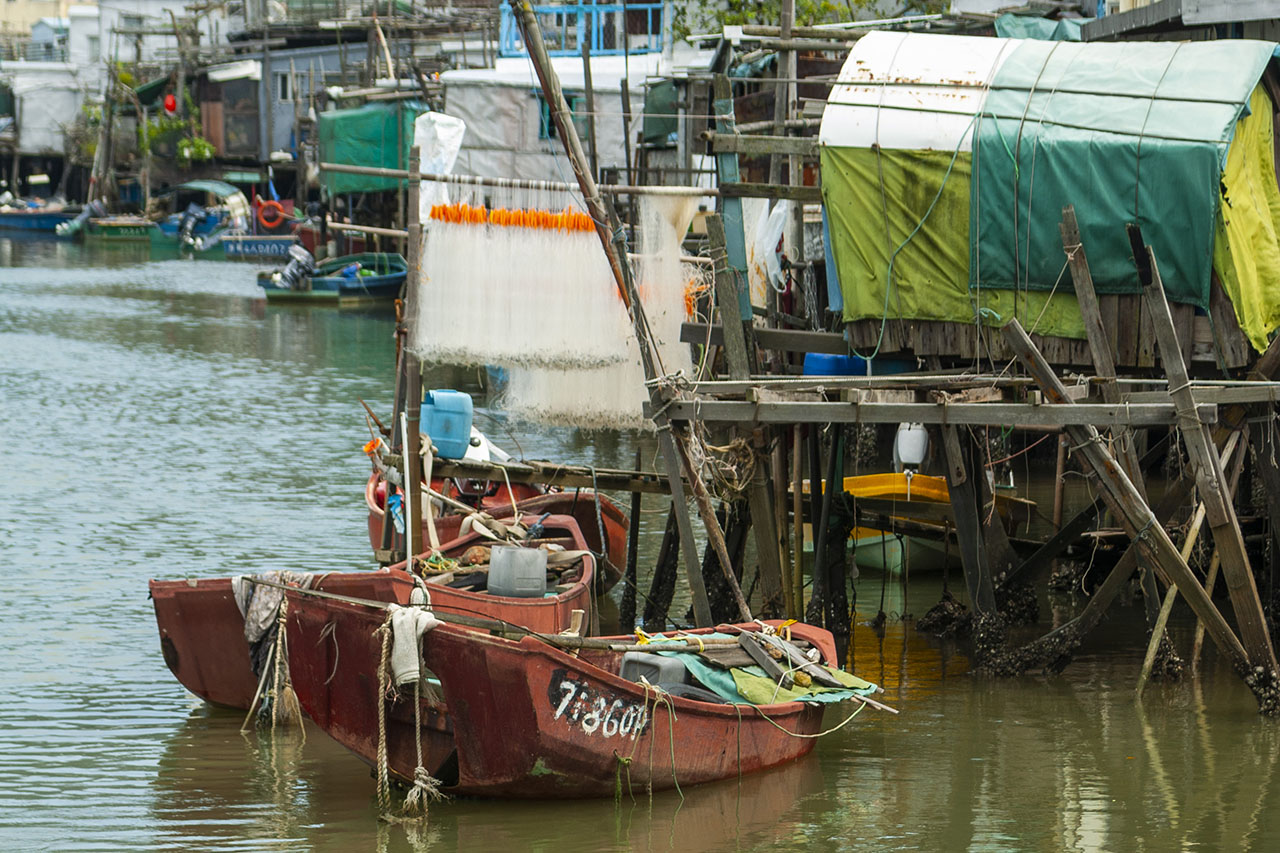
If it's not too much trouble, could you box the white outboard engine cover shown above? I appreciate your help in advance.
[277,245,315,290]
[893,423,929,472]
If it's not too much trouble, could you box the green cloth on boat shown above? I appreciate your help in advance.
[647,632,880,706]
[820,145,1086,340]
[1213,84,1280,352]
[731,664,878,706]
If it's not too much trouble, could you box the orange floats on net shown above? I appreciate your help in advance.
[429,202,597,233]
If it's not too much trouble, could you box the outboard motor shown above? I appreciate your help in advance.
[56,199,106,237]
[178,202,208,249]
[274,244,316,290]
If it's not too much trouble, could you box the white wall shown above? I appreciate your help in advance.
[0,61,86,153]
[445,80,640,183]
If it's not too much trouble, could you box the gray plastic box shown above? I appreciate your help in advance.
[620,651,692,686]
[488,546,548,598]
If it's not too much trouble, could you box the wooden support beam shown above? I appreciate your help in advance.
[1132,230,1278,675]
[707,214,783,614]
[419,456,669,494]
[1003,318,1250,674]
[1003,433,1171,584]
[706,215,756,377]
[704,132,818,158]
[653,399,1217,428]
[1062,205,1161,627]
[681,322,848,355]
[940,425,996,615]
[655,429,714,627]
[1137,433,1243,695]
[719,182,823,202]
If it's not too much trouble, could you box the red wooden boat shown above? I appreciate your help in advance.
[366,473,628,589]
[285,589,863,798]
[150,513,597,710]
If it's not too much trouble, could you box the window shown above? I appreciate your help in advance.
[537,95,589,141]
[276,73,295,102]
[86,35,99,61]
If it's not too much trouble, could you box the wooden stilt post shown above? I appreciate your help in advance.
[1131,227,1279,676]
[655,431,714,626]
[1138,433,1244,694]
[792,426,805,616]
[940,424,997,615]
[1249,418,1280,576]
[619,448,643,630]
[1003,318,1251,676]
[1052,433,1068,532]
[706,213,785,615]
[1062,206,1162,627]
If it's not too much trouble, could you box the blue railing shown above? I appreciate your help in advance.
[499,3,664,58]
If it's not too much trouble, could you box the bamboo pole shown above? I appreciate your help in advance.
[507,0,748,625]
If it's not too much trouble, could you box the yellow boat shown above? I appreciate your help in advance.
[806,473,1035,576]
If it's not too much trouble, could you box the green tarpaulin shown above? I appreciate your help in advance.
[821,146,1086,341]
[318,100,428,195]
[971,38,1275,310]
[992,14,1083,41]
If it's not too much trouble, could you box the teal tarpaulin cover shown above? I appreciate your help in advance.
[318,100,429,195]
[993,13,1083,41]
[970,38,1275,309]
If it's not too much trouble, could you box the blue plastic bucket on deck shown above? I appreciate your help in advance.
[422,390,474,459]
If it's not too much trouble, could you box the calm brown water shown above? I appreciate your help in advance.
[2,233,1279,852]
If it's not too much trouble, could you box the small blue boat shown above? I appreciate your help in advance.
[0,207,78,232]
[258,251,407,305]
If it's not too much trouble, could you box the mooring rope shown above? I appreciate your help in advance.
[372,609,446,823]
[374,614,395,817]
[750,699,867,739]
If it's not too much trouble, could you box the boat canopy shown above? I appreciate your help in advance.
[169,180,250,228]
[819,31,1280,350]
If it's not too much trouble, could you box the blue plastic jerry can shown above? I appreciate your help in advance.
[422,390,474,459]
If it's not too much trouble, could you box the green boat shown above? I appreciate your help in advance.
[83,216,157,243]
[258,251,407,305]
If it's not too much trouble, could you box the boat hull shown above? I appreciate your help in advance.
[149,571,419,709]
[259,252,406,304]
[0,210,76,231]
[425,625,827,797]
[284,600,832,799]
[151,515,596,709]
[218,235,297,260]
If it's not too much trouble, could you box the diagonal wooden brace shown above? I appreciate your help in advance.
[1002,319,1250,673]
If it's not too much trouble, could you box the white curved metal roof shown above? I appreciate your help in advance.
[819,31,1017,152]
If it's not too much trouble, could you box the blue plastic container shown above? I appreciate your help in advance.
[422,389,474,459]
[802,353,917,376]
[803,353,868,376]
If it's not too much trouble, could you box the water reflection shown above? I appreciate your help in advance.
[7,241,1280,851]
